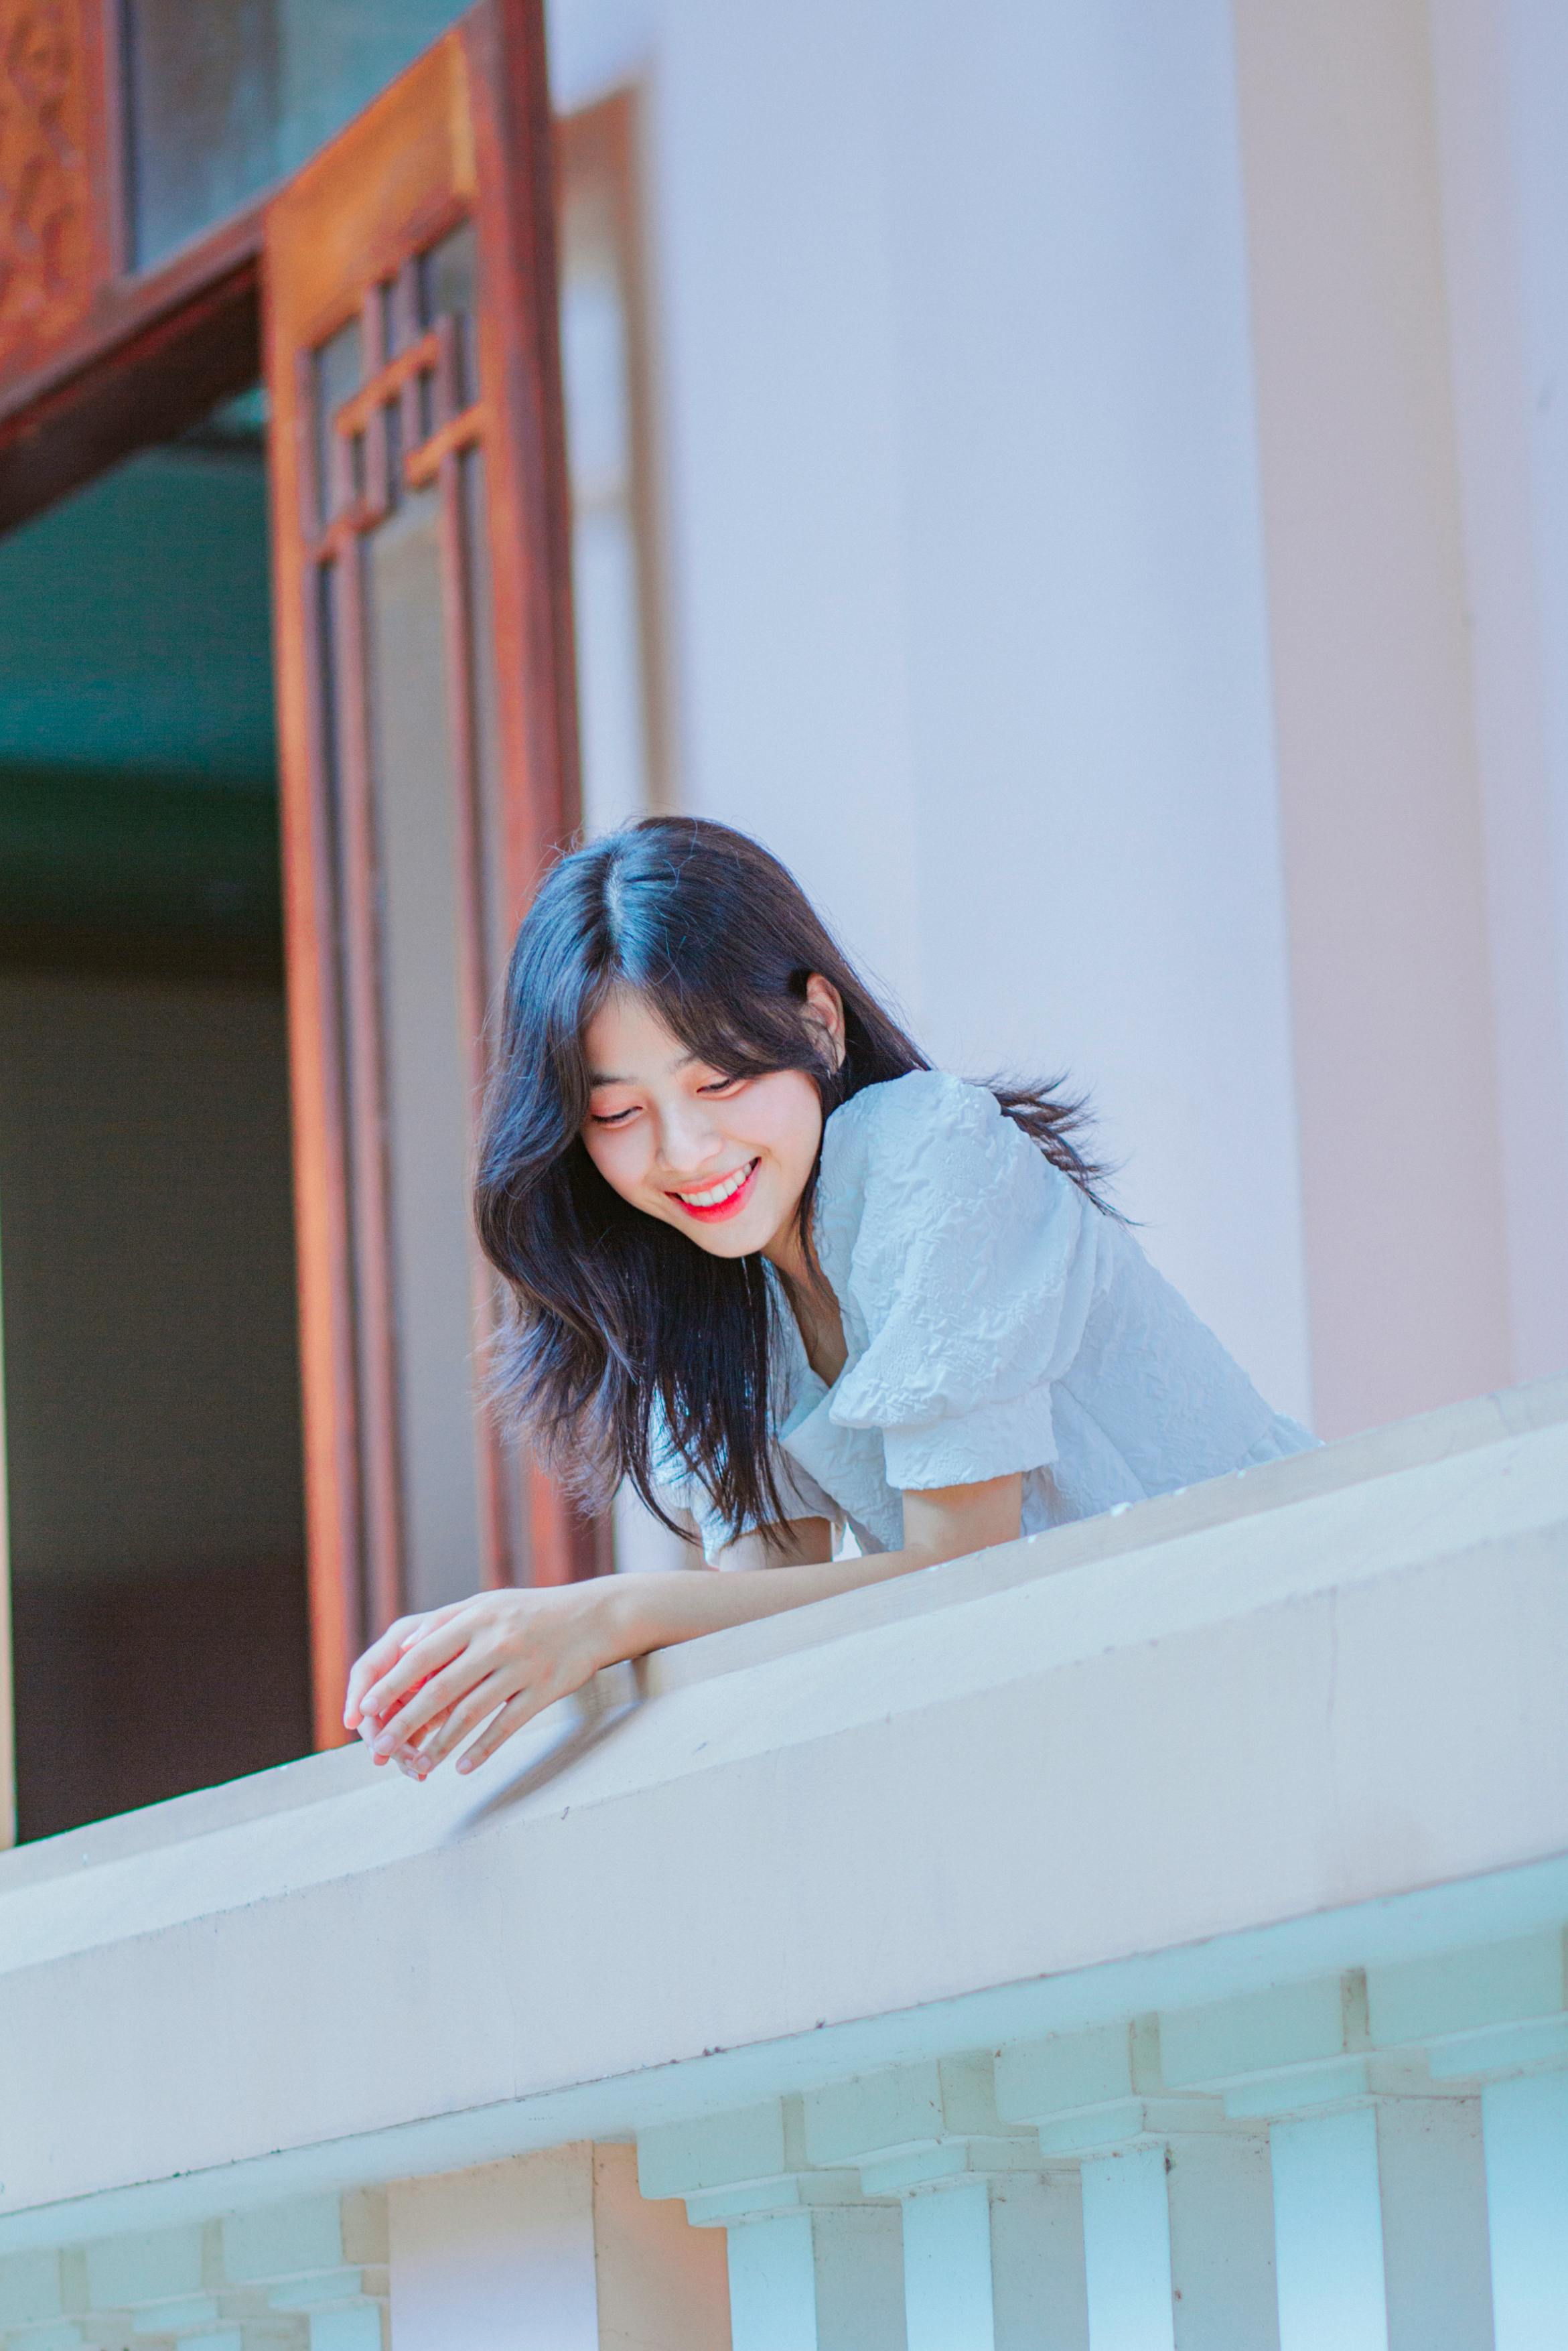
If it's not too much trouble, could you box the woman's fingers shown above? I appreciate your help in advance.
[344,1614,429,1729]
[367,1646,494,1754]
[406,1674,512,1773]
[358,1612,473,1729]
[395,1705,454,1776]
[398,1601,466,1653]
[454,1679,559,1775]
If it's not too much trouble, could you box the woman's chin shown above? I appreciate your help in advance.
[660,1190,779,1257]
[679,1213,769,1257]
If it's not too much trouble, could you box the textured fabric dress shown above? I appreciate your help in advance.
[656,1069,1317,1561]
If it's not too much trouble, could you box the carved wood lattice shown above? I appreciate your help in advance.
[0,0,98,373]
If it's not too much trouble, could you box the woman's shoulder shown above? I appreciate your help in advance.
[823,1069,1062,1196]
[817,1073,1087,1289]
[825,1068,1009,1157]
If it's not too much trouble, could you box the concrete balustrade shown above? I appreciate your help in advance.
[1,1382,1565,2350]
[0,2197,390,2351]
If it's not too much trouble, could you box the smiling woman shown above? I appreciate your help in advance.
[342,816,1317,1784]
[582,982,838,1255]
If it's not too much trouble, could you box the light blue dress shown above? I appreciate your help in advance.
[658,1070,1315,1561]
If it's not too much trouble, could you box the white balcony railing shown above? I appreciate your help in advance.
[1,1375,1565,2349]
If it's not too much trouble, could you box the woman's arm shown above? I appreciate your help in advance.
[711,1516,835,1571]
[348,1474,1021,1779]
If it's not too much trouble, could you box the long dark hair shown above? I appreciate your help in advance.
[474,816,1109,1543]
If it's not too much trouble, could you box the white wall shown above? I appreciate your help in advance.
[1430,0,1568,1388]
[1233,0,1515,1439]
[879,3,1307,1415]
[549,0,1313,1421]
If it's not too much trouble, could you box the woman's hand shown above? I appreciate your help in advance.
[344,1582,622,1779]
[342,1476,1024,1784]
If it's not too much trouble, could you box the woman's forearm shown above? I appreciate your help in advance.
[598,1468,1025,1664]
[599,1544,930,1661]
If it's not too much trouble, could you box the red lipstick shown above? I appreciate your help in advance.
[670,1158,760,1223]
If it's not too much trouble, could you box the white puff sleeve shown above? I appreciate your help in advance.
[818,1072,1105,1492]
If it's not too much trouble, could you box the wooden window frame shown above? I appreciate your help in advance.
[0,1,263,530]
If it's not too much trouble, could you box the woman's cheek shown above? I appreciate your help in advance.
[750,1072,824,1165]
[609,1130,657,1205]
[583,1129,633,1203]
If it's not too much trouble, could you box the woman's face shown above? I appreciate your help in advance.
[580,979,845,1267]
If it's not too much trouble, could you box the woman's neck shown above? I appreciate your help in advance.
[764,1220,848,1387]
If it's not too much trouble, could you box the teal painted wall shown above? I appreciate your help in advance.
[0,447,275,782]
[0,443,280,956]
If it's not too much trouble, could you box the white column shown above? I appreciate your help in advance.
[999,2019,1277,2349]
[640,2097,906,2351]
[1080,2145,1175,2351]
[1375,2097,1494,2351]
[1080,2133,1277,2351]
[1271,2092,1496,2351]
[894,2167,1092,2351]
[901,2178,994,2351]
[989,2171,1091,2351]
[1482,2069,1568,2348]
[726,2206,906,2351]
[1271,2109,1388,2351]
[804,2053,1086,2351]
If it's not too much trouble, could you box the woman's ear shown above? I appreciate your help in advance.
[803,973,847,1070]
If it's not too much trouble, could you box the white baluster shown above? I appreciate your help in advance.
[1482,2068,1568,2348]
[640,2098,904,2351]
[726,2206,905,2351]
[804,2053,1086,2351]
[1079,2133,1277,2351]
[1271,2109,1386,2351]
[1000,2017,1276,2350]
[900,2176,994,2351]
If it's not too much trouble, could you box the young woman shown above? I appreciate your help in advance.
[345,817,1313,1778]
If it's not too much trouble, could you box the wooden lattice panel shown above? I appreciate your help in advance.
[0,0,106,376]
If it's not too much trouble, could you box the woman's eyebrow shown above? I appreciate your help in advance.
[588,1054,699,1088]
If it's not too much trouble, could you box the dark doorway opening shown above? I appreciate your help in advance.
[0,384,312,1841]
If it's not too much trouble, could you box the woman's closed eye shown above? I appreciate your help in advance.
[589,1102,640,1127]
[698,1074,746,1096]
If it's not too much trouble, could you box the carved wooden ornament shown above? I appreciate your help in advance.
[0,0,102,374]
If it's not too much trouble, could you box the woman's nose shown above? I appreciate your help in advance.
[657,1101,723,1172]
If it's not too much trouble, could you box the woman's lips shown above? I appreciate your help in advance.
[670,1157,760,1222]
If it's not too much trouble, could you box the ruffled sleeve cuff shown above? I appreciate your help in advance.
[880,1382,1058,1492]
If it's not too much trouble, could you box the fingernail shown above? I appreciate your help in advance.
[456,1758,471,1774]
